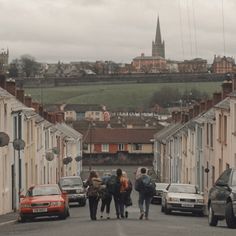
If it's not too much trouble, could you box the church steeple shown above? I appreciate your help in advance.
[152,16,165,58]
[155,16,162,44]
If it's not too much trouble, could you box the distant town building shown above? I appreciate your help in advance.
[211,55,236,74]
[0,49,9,72]
[178,58,208,73]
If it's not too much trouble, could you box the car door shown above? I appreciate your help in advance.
[211,169,232,215]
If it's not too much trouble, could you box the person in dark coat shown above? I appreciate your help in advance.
[135,167,152,220]
[100,174,112,219]
[85,171,102,221]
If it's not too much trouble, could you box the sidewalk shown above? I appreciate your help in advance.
[0,212,18,226]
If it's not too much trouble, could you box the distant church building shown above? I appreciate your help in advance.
[132,17,166,73]
[152,17,165,58]
[0,49,9,73]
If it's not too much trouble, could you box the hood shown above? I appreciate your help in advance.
[61,186,84,191]
[22,195,63,203]
[167,192,203,200]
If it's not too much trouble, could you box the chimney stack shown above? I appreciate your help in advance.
[193,104,200,117]
[222,80,233,99]
[213,92,222,105]
[32,101,40,113]
[5,80,16,96]
[0,74,6,89]
[188,108,194,119]
[16,89,25,103]
[200,101,206,113]
[206,99,213,110]
[24,95,32,107]
[55,112,64,123]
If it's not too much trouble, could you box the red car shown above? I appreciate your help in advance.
[19,184,70,222]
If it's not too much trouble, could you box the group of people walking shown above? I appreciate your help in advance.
[85,167,155,221]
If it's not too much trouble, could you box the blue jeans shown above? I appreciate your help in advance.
[138,193,151,217]
[114,192,126,217]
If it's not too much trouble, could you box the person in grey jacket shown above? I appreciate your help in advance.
[135,167,152,220]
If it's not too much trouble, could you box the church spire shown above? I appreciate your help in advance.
[155,16,162,44]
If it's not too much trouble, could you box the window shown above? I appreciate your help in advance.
[218,114,222,141]
[206,124,209,146]
[101,144,109,152]
[210,124,213,148]
[118,144,124,151]
[133,144,142,151]
[224,115,227,144]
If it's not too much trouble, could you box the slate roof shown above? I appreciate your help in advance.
[214,97,230,110]
[55,123,82,140]
[64,104,103,112]
[83,128,158,144]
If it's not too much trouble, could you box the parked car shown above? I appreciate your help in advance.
[151,182,169,204]
[19,184,70,222]
[208,168,236,228]
[58,176,86,206]
[161,183,205,216]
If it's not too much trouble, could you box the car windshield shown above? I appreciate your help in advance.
[27,186,60,196]
[168,185,197,194]
[60,177,83,187]
[156,183,169,190]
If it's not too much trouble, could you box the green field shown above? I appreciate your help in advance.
[25,82,222,110]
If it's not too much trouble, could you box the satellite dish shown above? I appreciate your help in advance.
[13,139,25,151]
[75,156,82,162]
[0,132,10,147]
[45,152,54,161]
[67,156,72,163]
[52,147,59,155]
[63,157,70,165]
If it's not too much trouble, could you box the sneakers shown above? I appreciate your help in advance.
[139,212,144,220]
[125,211,128,218]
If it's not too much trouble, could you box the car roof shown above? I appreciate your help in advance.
[60,176,82,179]
[169,183,196,187]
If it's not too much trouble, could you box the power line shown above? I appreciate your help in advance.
[221,0,226,55]
[178,0,185,60]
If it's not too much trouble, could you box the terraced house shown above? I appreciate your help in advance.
[0,75,83,215]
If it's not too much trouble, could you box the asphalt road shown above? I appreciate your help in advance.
[0,166,235,236]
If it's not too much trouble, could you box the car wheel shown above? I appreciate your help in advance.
[164,204,171,215]
[208,204,218,226]
[225,201,236,228]
[161,206,164,212]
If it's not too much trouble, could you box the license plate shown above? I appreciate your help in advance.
[181,203,194,208]
[33,208,48,213]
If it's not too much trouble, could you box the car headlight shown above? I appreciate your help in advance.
[196,199,204,203]
[20,204,31,208]
[76,189,84,194]
[168,197,179,202]
[50,201,63,206]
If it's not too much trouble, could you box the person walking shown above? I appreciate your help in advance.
[100,173,112,219]
[85,170,102,221]
[135,167,155,220]
[123,171,133,218]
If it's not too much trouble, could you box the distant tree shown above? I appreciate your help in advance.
[20,55,40,77]
[149,87,181,108]
[8,59,19,78]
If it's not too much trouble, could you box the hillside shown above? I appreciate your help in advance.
[25,81,222,110]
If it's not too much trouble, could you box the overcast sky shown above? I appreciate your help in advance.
[1,0,235,63]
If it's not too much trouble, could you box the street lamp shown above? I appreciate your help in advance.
[11,107,34,211]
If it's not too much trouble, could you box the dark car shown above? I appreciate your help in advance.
[58,176,86,206]
[208,168,236,228]
[151,182,169,204]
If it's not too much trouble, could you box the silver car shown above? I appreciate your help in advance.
[151,183,169,204]
[161,183,205,216]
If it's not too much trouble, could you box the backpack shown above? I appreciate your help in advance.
[87,177,104,197]
[107,175,120,195]
[142,178,156,197]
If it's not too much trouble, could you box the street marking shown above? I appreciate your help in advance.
[116,221,127,236]
[0,220,16,226]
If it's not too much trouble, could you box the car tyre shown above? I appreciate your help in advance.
[225,201,236,228]
[208,204,218,226]
[161,206,164,212]
[164,205,171,215]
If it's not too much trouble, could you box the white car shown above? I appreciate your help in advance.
[161,183,205,216]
